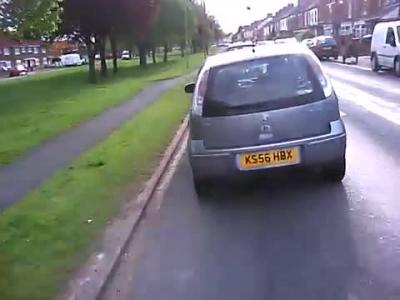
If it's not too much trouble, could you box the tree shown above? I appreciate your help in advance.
[61,0,159,80]
[0,0,60,38]
[148,0,196,63]
[61,0,100,82]
[126,0,159,67]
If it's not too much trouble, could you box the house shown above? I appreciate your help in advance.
[319,0,400,38]
[252,14,274,41]
[47,41,80,57]
[234,0,400,45]
[273,4,298,36]
[232,25,254,42]
[0,39,48,71]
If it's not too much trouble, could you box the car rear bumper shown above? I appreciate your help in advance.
[189,119,346,180]
[314,48,339,58]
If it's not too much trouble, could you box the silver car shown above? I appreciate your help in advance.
[185,44,346,196]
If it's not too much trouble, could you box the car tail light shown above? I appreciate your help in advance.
[193,70,209,116]
[307,56,333,98]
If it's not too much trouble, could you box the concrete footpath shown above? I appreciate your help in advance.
[0,77,181,211]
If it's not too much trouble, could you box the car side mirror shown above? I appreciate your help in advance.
[184,83,195,94]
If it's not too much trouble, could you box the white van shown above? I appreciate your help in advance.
[371,21,400,76]
[121,50,131,60]
[60,53,83,67]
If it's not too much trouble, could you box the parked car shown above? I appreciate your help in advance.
[184,44,346,196]
[0,61,12,72]
[121,50,132,60]
[60,53,83,67]
[9,65,28,77]
[310,35,339,60]
[302,38,314,48]
[371,20,400,76]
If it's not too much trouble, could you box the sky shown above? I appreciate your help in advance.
[204,0,298,33]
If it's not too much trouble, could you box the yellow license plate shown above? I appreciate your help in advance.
[238,147,301,170]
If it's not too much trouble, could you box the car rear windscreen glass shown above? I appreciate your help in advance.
[204,55,325,117]
[320,37,337,46]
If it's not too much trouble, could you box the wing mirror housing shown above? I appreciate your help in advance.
[184,83,195,94]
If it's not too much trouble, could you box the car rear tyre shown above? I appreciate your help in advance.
[394,58,400,77]
[322,157,346,182]
[371,55,380,72]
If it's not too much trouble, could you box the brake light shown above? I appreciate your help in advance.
[193,69,209,115]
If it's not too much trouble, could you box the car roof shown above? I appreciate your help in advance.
[375,20,400,27]
[203,43,310,69]
[226,41,255,50]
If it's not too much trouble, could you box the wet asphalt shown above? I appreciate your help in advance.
[101,63,400,300]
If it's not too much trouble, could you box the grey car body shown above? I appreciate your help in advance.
[185,44,346,195]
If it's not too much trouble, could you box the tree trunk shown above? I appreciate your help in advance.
[110,35,118,74]
[191,39,198,53]
[85,36,96,83]
[99,36,107,77]
[152,47,156,64]
[163,42,168,63]
[138,43,147,67]
[180,41,185,57]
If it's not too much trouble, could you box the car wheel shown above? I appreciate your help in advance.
[322,157,346,182]
[394,58,400,77]
[371,54,380,72]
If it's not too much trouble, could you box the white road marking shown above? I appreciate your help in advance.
[340,111,347,117]
[326,68,400,96]
[332,79,400,126]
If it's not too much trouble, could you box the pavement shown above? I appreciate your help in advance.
[0,77,181,210]
[101,63,400,300]
[333,56,370,71]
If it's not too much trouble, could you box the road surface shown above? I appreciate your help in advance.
[101,63,400,300]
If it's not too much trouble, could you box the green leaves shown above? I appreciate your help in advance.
[0,0,61,38]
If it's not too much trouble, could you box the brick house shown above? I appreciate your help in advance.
[237,0,400,44]
[319,0,400,37]
[0,39,48,71]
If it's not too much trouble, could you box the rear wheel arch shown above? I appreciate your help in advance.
[371,52,380,71]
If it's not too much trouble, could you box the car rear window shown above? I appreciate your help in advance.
[203,54,325,117]
[320,37,337,46]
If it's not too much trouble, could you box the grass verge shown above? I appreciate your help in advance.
[0,53,203,164]
[0,83,190,300]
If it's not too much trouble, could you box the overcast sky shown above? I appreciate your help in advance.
[204,0,298,33]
